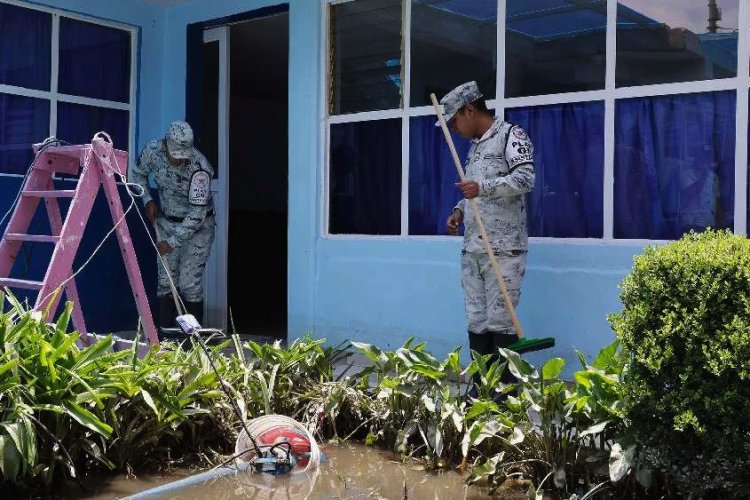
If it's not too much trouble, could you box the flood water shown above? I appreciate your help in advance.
[66,443,527,499]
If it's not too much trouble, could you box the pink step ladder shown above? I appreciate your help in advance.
[0,136,159,346]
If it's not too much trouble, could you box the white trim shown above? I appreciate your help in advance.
[57,94,131,111]
[328,108,403,123]
[202,26,230,330]
[505,90,606,109]
[321,0,331,236]
[1,0,137,32]
[400,0,411,236]
[0,84,131,111]
[320,232,668,247]
[612,78,740,99]
[734,0,750,235]
[128,24,138,164]
[0,84,51,101]
[602,0,616,240]
[495,0,506,115]
[50,13,60,139]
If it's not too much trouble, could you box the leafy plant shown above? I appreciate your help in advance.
[610,229,750,497]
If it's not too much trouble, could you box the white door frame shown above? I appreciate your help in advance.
[203,26,230,329]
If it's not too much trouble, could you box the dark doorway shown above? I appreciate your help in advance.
[227,13,289,340]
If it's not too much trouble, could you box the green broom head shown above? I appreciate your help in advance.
[507,336,555,354]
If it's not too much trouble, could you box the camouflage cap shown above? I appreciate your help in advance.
[435,81,483,126]
[165,121,194,160]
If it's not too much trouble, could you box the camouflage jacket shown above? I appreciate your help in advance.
[456,118,535,253]
[129,140,215,249]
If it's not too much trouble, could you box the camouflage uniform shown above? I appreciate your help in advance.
[129,121,215,327]
[438,82,535,342]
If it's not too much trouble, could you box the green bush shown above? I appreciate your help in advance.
[610,229,750,496]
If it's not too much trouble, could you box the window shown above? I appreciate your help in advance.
[325,0,750,241]
[616,0,738,87]
[614,92,735,239]
[0,2,136,177]
[506,0,607,98]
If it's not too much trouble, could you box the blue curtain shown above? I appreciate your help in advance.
[59,18,131,103]
[0,3,51,90]
[614,91,735,239]
[57,102,129,150]
[0,94,50,175]
[507,101,605,238]
[330,119,402,234]
[409,115,471,235]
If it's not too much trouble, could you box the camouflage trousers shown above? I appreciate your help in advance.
[461,249,527,335]
[156,216,215,302]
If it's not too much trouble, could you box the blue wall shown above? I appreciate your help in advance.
[6,0,646,373]
[314,238,642,371]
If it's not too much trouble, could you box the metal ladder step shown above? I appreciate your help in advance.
[5,233,60,243]
[0,278,44,290]
[22,190,76,198]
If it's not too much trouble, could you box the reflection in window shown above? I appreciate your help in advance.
[507,101,605,238]
[408,115,472,235]
[330,119,402,234]
[410,0,497,107]
[0,3,51,91]
[614,91,735,240]
[505,0,606,98]
[329,0,403,114]
[57,102,129,151]
[616,0,738,87]
[0,94,50,175]
[59,18,131,102]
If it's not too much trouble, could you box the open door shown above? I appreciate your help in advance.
[201,26,229,330]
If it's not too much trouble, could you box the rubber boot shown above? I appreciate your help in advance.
[468,331,493,398]
[158,295,179,341]
[492,331,519,397]
[185,300,204,327]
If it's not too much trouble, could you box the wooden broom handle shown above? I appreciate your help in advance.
[430,93,525,339]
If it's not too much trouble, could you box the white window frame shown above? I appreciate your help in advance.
[0,0,138,181]
[321,0,750,244]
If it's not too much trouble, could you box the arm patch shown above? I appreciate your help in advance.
[189,170,211,206]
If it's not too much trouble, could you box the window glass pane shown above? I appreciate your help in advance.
[0,94,50,175]
[410,0,497,106]
[614,91,735,239]
[506,101,604,238]
[329,0,403,114]
[0,3,51,90]
[330,119,401,234]
[57,102,129,151]
[408,115,471,235]
[506,0,606,98]
[617,0,738,87]
[59,18,131,102]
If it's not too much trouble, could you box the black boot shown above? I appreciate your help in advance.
[185,300,204,327]
[492,331,519,388]
[468,331,493,397]
[158,295,179,341]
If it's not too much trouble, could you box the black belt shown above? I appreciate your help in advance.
[164,209,214,223]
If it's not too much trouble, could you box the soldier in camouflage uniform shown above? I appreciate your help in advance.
[439,81,535,381]
[129,121,215,334]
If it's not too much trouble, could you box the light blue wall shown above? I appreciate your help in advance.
[315,238,642,371]
[24,0,645,373]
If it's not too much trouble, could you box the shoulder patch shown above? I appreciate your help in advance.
[512,127,528,140]
[189,170,211,206]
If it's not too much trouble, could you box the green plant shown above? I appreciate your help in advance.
[610,229,750,497]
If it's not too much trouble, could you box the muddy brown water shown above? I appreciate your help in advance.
[65,443,528,499]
